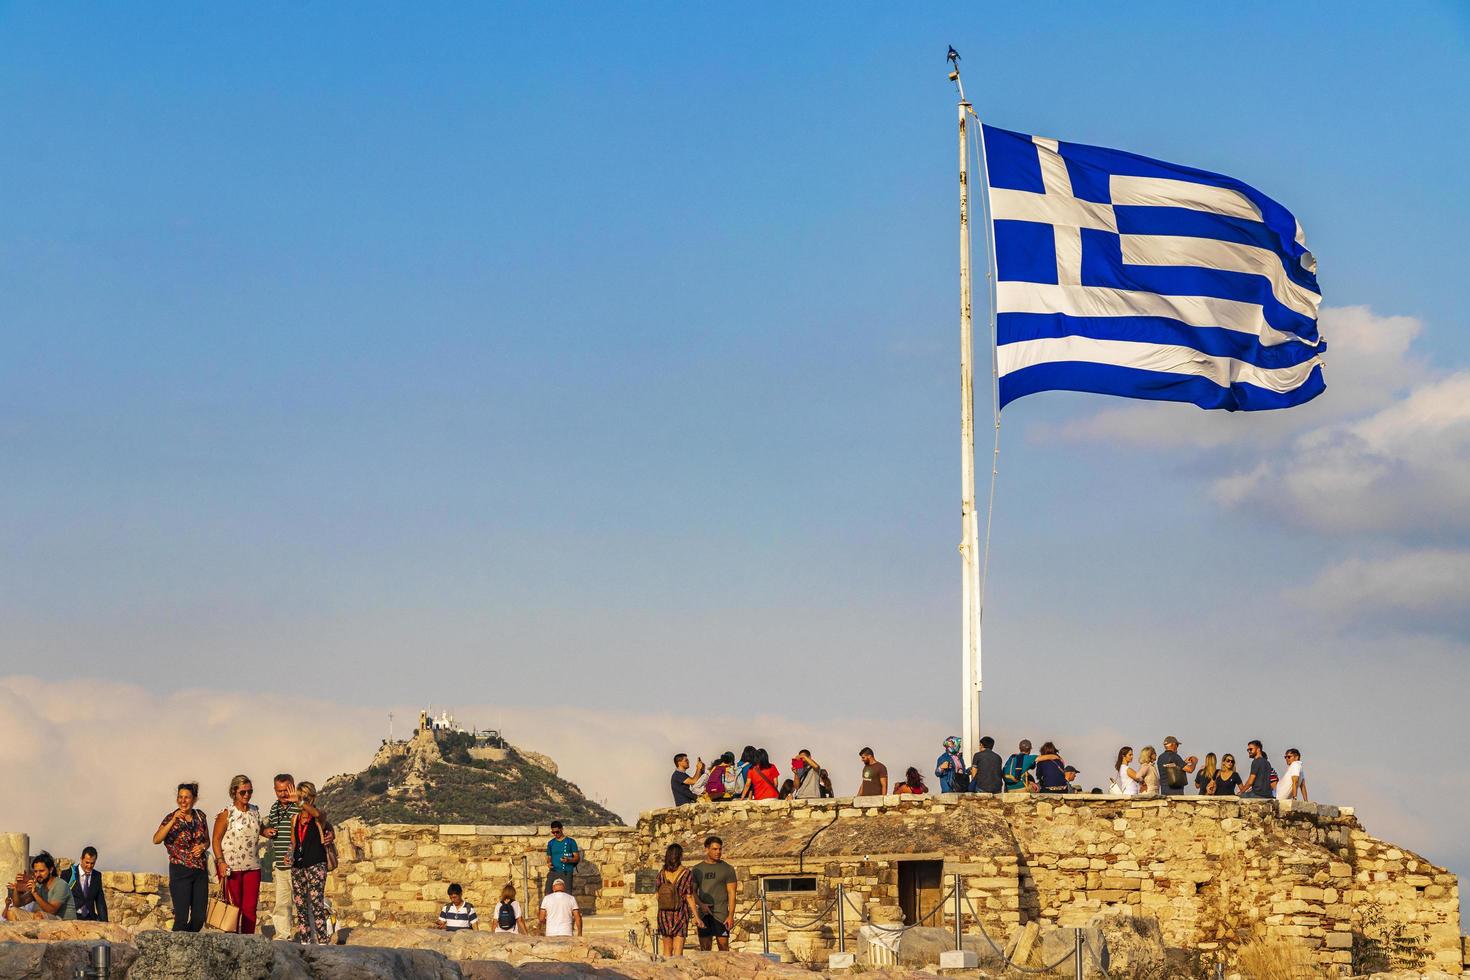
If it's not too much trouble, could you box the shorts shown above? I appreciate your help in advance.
[697,912,730,938]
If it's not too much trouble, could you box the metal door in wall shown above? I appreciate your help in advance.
[897,860,943,926]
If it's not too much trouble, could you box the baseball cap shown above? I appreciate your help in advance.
[1063,766,1081,774]
[1163,736,1179,745]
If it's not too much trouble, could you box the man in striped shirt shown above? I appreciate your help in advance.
[264,774,301,939]
[438,884,478,931]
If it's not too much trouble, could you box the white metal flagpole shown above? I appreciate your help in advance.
[950,50,983,755]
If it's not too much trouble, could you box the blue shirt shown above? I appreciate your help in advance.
[547,835,580,873]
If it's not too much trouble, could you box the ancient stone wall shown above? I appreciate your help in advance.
[326,822,640,927]
[5,794,1459,972]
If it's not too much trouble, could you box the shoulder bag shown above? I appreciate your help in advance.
[205,883,240,932]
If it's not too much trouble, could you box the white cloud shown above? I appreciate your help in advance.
[1213,371,1470,533]
[1293,548,1470,623]
[1041,306,1427,449]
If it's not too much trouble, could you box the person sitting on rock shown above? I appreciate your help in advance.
[438,883,478,931]
[5,852,75,921]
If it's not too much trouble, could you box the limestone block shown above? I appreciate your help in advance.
[103,871,135,893]
[438,825,478,835]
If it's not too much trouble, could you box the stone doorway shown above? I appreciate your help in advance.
[897,860,944,926]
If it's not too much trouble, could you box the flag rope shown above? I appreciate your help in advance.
[968,107,1003,627]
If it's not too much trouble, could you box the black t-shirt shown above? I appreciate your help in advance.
[671,770,697,806]
[1246,756,1273,798]
[970,750,1004,794]
[1208,771,1242,796]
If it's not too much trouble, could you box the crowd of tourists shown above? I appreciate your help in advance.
[4,773,338,943]
[670,736,1307,804]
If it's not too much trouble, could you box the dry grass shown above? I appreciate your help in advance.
[1233,937,1326,980]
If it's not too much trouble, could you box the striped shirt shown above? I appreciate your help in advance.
[266,800,300,871]
[439,901,478,930]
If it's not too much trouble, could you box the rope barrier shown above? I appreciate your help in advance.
[765,896,838,931]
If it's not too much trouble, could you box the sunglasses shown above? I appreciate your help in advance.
[236,789,253,796]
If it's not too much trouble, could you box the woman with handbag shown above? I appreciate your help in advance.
[288,781,335,944]
[212,774,275,934]
[151,782,210,932]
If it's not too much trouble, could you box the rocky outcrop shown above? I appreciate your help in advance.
[318,730,620,828]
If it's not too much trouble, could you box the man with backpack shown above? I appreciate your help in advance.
[1157,736,1197,796]
[437,883,478,931]
[1002,740,1037,793]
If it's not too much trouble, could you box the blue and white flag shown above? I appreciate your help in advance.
[982,125,1323,412]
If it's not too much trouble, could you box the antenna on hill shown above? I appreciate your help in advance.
[388,712,394,742]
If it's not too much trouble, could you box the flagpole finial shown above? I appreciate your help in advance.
[947,45,967,103]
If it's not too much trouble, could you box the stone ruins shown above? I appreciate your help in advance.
[6,792,1466,974]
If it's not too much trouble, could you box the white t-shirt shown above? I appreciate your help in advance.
[540,891,579,936]
[1118,764,1141,796]
[492,899,523,933]
[1276,760,1303,800]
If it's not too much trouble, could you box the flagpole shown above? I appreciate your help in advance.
[950,50,983,757]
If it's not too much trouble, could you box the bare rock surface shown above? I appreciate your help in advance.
[0,939,139,980]
[0,920,134,944]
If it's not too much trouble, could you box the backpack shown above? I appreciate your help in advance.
[1002,753,1031,787]
[656,869,684,912]
[950,764,970,793]
[1164,758,1187,790]
[706,764,726,798]
[497,899,517,930]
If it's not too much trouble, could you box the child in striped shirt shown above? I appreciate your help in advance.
[438,883,478,931]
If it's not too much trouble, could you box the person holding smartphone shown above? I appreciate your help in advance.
[4,852,75,920]
[152,782,211,932]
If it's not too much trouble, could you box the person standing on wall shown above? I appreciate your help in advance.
[969,736,1004,794]
[934,737,968,793]
[1136,746,1161,795]
[1238,741,1275,800]
[1157,737,1197,797]
[152,782,210,932]
[545,821,580,894]
[671,753,704,807]
[213,774,273,935]
[1002,740,1038,793]
[791,749,824,800]
[1276,748,1307,802]
[66,846,108,921]
[857,747,888,796]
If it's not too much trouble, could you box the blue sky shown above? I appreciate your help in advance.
[3,2,1470,913]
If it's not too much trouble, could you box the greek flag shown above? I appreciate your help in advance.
[983,125,1323,412]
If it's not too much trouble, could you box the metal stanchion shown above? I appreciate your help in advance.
[837,883,846,953]
[760,879,770,956]
[952,874,962,950]
[1074,928,1084,980]
[74,944,111,980]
